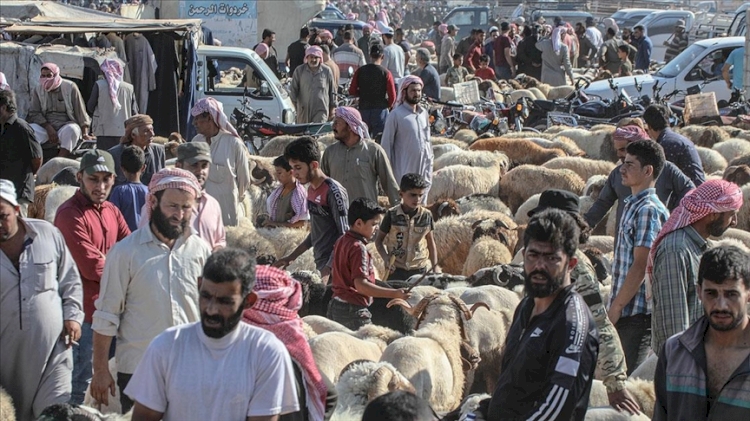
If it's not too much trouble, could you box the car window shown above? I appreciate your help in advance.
[686,47,739,81]
[655,43,707,78]
[446,10,475,26]
[206,56,273,98]
[480,11,488,25]
[648,18,676,36]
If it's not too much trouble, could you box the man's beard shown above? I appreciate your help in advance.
[705,308,746,332]
[405,94,421,105]
[707,216,731,237]
[201,302,245,338]
[151,203,188,240]
[524,269,565,298]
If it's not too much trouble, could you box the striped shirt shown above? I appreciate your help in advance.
[303,177,349,270]
[610,188,669,317]
[331,43,366,83]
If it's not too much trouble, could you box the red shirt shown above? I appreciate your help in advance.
[331,231,376,307]
[464,42,484,72]
[475,66,496,81]
[493,34,512,67]
[55,190,130,322]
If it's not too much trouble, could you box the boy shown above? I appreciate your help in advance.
[617,45,633,77]
[474,54,497,81]
[274,137,349,280]
[329,197,410,329]
[446,53,469,87]
[375,173,439,281]
[108,144,148,231]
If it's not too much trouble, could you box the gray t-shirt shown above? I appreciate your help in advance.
[303,177,350,270]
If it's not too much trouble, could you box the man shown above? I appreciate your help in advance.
[290,46,336,124]
[608,140,670,375]
[382,27,405,79]
[108,114,166,186]
[87,58,138,151]
[191,97,251,227]
[0,89,42,217]
[90,168,211,413]
[124,248,300,420]
[430,21,442,55]
[0,179,83,420]
[456,28,477,60]
[631,25,652,71]
[27,62,91,157]
[664,20,689,63]
[319,30,337,50]
[258,28,281,77]
[585,16,603,53]
[484,26,499,71]
[723,46,745,95]
[358,25,373,63]
[493,22,515,79]
[286,26,310,75]
[332,31,366,86]
[439,24,458,73]
[599,27,622,75]
[654,245,750,420]
[54,150,130,405]
[381,76,433,204]
[464,28,485,73]
[321,106,399,206]
[172,142,226,251]
[349,44,397,137]
[414,48,440,101]
[643,105,705,186]
[321,44,340,89]
[243,265,337,420]
[620,27,638,64]
[648,180,743,352]
[585,124,695,239]
[479,209,598,420]
[576,22,594,67]
[536,27,576,87]
[616,44,633,77]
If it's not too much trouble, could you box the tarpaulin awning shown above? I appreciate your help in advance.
[0,0,122,21]
[3,17,202,34]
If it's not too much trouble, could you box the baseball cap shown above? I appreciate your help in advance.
[382,27,394,36]
[178,142,213,165]
[80,150,116,175]
[489,26,499,33]
[528,189,580,217]
[676,20,686,29]
[585,16,595,24]
[0,179,19,207]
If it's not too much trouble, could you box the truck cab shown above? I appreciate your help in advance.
[442,6,492,41]
[634,10,696,63]
[196,46,296,125]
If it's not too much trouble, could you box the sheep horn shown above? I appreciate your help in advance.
[437,201,450,216]
[248,159,266,185]
[493,268,510,287]
[367,365,395,402]
[386,298,412,311]
[469,302,490,315]
[494,219,509,230]
[450,296,474,321]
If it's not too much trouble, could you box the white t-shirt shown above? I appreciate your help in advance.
[124,322,299,421]
[585,27,603,50]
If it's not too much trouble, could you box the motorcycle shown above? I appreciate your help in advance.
[523,78,601,131]
[546,79,645,129]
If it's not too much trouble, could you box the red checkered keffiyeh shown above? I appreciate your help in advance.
[613,125,650,143]
[646,179,743,296]
[335,106,371,140]
[144,168,202,221]
[242,265,327,421]
[191,97,240,138]
[397,75,423,104]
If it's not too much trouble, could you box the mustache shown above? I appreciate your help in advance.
[710,311,733,317]
[527,270,552,281]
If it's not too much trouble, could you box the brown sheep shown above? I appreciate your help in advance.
[723,165,750,187]
[499,165,585,213]
[678,125,729,148]
[541,157,616,182]
[729,153,750,167]
[28,183,57,220]
[469,137,565,166]
[427,198,461,221]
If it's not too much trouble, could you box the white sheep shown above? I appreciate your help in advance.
[542,157,616,183]
[508,89,537,104]
[428,165,502,202]
[528,87,546,100]
[629,353,658,382]
[555,129,611,160]
[453,129,478,144]
[0,386,15,421]
[499,165,585,213]
[736,184,750,231]
[431,136,469,149]
[331,360,415,421]
[712,138,750,163]
[588,378,656,419]
[715,227,750,250]
[526,136,586,157]
[36,157,80,185]
[678,125,728,147]
[514,193,541,226]
[301,315,352,335]
[696,146,729,174]
[433,143,462,159]
[382,293,489,412]
[546,85,575,100]
[433,149,509,172]
[43,185,77,223]
[587,236,616,256]
[585,408,651,420]
[470,137,566,166]
[456,194,512,216]
[584,175,609,199]
[462,237,513,276]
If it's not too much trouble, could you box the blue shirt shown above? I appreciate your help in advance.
[416,64,441,101]
[109,181,148,232]
[656,128,705,187]
[633,35,652,70]
[726,47,745,90]
[611,188,669,317]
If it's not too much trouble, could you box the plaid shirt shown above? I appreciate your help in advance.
[610,188,669,317]
[651,226,709,351]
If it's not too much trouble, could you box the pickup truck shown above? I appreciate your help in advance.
[583,37,746,104]
[442,6,494,41]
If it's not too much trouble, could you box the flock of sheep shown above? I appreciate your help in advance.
[11,120,750,421]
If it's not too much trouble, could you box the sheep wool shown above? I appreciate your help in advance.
[542,157,616,183]
[498,165,585,213]
[712,138,750,163]
[678,125,729,148]
[36,157,80,185]
[514,193,541,226]
[462,237,513,276]
[527,136,587,157]
[695,146,729,174]
[556,128,611,160]
[434,149,509,172]
[43,185,77,223]
[735,184,750,231]
[469,137,565,166]
[428,165,502,202]
[0,386,15,421]
[331,361,415,420]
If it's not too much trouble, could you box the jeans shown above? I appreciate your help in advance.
[615,314,652,376]
[326,299,372,330]
[117,372,134,414]
[389,267,426,282]
[70,322,93,405]
[495,65,513,81]
[360,108,388,139]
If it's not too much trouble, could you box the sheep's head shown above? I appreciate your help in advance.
[724,165,750,187]
[248,159,272,189]
[581,247,610,283]
[471,219,510,244]
[467,264,525,290]
[387,293,487,324]
[427,198,460,221]
[404,274,467,290]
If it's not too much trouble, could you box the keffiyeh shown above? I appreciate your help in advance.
[191,97,240,138]
[335,106,371,140]
[40,62,63,92]
[397,75,423,104]
[144,168,202,221]
[100,59,124,112]
[613,126,650,143]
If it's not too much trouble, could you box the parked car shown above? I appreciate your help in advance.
[609,9,657,30]
[529,10,594,26]
[315,4,347,20]
[633,10,696,63]
[308,19,368,42]
[442,6,494,41]
[583,37,745,104]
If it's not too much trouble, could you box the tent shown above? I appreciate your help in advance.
[0,0,122,21]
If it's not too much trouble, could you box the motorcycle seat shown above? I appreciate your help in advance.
[533,100,558,112]
[272,122,330,134]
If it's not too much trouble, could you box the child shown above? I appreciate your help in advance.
[617,45,632,77]
[446,53,470,87]
[108,144,148,231]
[263,155,309,228]
[474,54,497,81]
[329,197,410,329]
[375,173,439,281]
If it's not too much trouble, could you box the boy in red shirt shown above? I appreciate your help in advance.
[329,197,410,329]
[474,55,497,81]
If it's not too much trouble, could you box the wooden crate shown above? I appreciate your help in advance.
[684,92,719,125]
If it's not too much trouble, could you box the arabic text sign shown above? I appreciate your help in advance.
[179,1,258,48]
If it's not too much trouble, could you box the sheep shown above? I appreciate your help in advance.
[428,165,502,202]
[433,149,510,172]
[500,131,554,140]
[715,227,750,250]
[225,218,278,258]
[83,357,122,415]
[37,404,132,420]
[456,194,512,216]
[309,325,404,383]
[584,175,609,199]
[460,303,514,394]
[457,284,521,312]
[431,136,468,149]
[462,226,514,276]
[526,136,586,157]
[587,235,616,256]
[588,379,656,419]
[331,360,415,421]
[713,237,750,253]
[469,137,566,166]
[712,138,750,163]
[508,89,537,104]
[302,315,352,335]
[28,183,56,220]
[556,129,612,160]
[546,85,575,100]
[542,157,616,183]
[729,153,750,167]
[736,184,750,231]
[467,264,526,294]
[453,129,478,144]
[514,193,541,226]
[433,143,462,159]
[382,293,489,412]
[51,166,80,186]
[696,146,729,174]
[678,125,729,147]
[0,386,14,421]
[528,87,546,100]
[498,165,585,213]
[405,274,470,290]
[545,125,569,135]
[584,408,651,420]
[36,157,80,185]
[43,185,77,223]
[258,135,328,158]
[723,165,750,186]
[427,198,461,221]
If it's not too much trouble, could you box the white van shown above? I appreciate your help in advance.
[634,10,696,63]
[196,46,296,125]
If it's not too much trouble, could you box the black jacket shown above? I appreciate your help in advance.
[486,284,599,421]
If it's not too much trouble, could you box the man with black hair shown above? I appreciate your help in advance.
[286,27,310,75]
[258,28,280,77]
[642,105,705,186]
[349,44,397,136]
[464,28,486,73]
[599,27,622,74]
[363,391,437,421]
[382,27,405,79]
[476,209,599,420]
[631,25,652,71]
[608,140,670,375]
[274,137,349,281]
[439,24,458,73]
[125,248,299,421]
[654,245,750,420]
[332,31,366,85]
[395,28,412,71]
[358,25,373,63]
[456,28,477,59]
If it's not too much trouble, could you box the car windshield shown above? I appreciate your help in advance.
[655,44,707,78]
